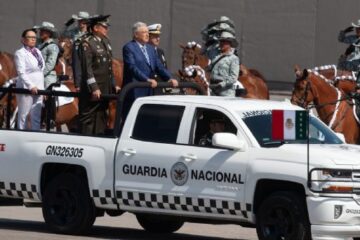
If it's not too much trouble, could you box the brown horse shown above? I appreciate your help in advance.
[108,58,123,129]
[179,43,270,99]
[291,65,360,144]
[58,36,73,65]
[178,65,210,95]
[52,80,79,131]
[56,37,74,81]
[307,65,357,94]
[0,52,17,86]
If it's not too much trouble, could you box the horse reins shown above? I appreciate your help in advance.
[302,73,351,128]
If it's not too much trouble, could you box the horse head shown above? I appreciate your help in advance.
[291,65,316,108]
[0,52,16,86]
[180,42,206,69]
[58,37,73,64]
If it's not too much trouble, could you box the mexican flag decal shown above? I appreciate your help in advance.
[272,110,307,140]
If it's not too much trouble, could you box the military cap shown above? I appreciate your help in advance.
[148,23,162,34]
[89,14,111,27]
[206,111,226,123]
[33,21,58,38]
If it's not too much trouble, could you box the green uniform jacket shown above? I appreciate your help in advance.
[79,34,113,95]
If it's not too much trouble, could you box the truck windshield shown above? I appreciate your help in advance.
[238,111,343,147]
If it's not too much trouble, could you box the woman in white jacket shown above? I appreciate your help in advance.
[14,28,45,130]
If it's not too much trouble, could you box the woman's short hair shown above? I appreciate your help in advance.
[21,28,36,38]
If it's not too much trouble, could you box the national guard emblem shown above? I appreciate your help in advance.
[285,118,294,129]
[171,162,189,186]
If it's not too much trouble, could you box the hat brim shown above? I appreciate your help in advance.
[352,22,360,28]
[219,38,238,47]
[38,27,58,33]
[38,27,58,38]
[72,14,89,20]
[207,20,235,30]
[149,31,161,35]
[97,22,110,28]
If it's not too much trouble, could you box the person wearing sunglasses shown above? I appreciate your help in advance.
[14,28,45,130]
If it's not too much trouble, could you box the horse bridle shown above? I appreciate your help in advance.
[292,78,313,109]
[182,46,199,69]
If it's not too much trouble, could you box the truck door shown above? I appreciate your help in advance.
[175,107,251,220]
[115,103,193,212]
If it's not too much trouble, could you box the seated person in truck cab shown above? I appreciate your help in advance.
[199,117,226,147]
[194,109,237,147]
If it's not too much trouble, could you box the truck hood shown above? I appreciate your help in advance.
[278,144,360,166]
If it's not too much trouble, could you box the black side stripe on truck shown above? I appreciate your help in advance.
[92,189,252,218]
[0,181,40,200]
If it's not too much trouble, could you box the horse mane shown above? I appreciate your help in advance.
[248,69,266,81]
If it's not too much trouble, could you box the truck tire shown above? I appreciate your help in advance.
[42,173,96,234]
[256,191,310,240]
[136,214,184,233]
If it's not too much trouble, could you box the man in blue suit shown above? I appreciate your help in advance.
[122,22,178,118]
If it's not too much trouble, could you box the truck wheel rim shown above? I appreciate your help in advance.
[261,206,293,239]
[49,188,77,225]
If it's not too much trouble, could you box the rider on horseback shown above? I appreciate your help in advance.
[208,32,242,96]
[338,19,360,72]
[62,11,90,43]
[34,22,59,89]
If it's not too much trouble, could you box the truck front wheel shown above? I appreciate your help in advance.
[42,173,96,234]
[136,214,184,233]
[256,192,310,240]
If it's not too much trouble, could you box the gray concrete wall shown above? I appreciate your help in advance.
[0,0,359,90]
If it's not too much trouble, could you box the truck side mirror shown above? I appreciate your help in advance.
[212,133,247,151]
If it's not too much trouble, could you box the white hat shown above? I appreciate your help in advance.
[218,31,238,47]
[72,11,90,20]
[33,21,58,37]
[148,23,162,34]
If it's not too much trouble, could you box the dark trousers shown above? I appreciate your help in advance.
[79,96,108,135]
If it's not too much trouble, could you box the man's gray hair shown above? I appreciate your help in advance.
[132,22,147,36]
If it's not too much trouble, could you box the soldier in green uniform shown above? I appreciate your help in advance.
[78,15,113,135]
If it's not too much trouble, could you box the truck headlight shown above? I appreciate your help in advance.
[310,169,354,193]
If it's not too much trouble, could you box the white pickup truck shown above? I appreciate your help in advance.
[1,85,360,240]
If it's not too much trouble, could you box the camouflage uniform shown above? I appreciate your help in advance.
[338,28,360,71]
[63,27,87,43]
[78,34,113,135]
[38,38,59,89]
[209,52,239,96]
